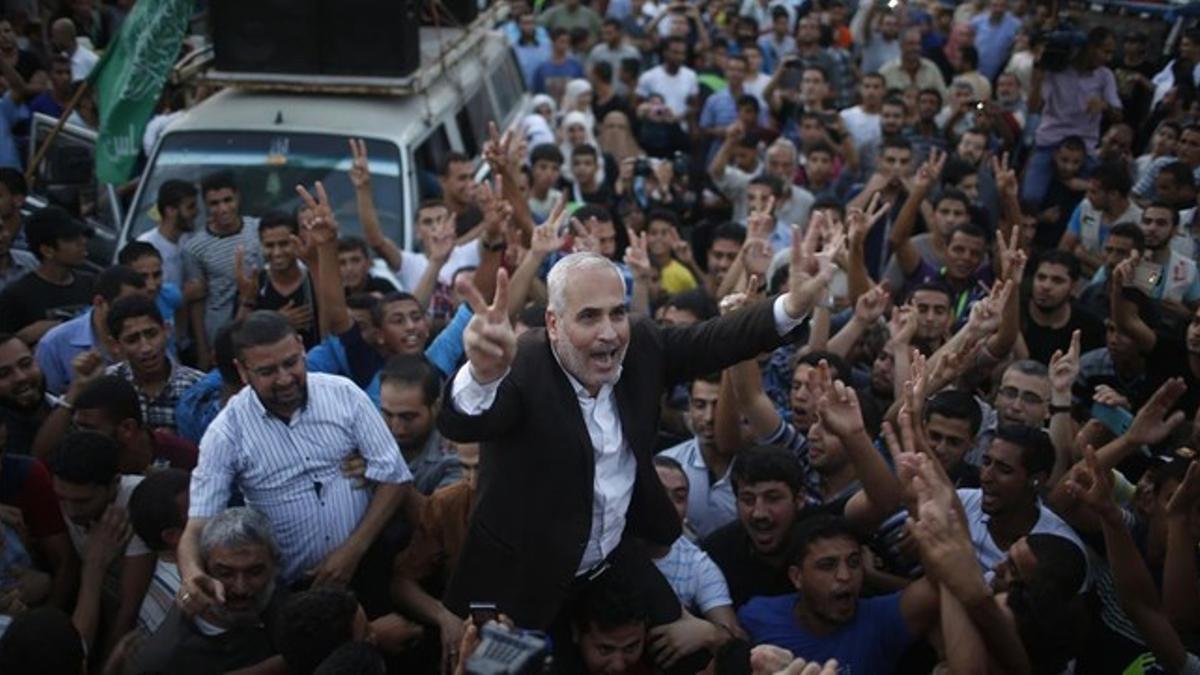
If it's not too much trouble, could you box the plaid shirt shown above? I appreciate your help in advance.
[106,360,205,433]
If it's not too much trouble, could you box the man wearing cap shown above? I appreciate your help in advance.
[0,206,93,344]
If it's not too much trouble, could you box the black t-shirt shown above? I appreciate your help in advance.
[593,94,633,127]
[1020,303,1105,366]
[256,271,319,348]
[347,276,398,297]
[0,270,94,333]
[700,521,795,609]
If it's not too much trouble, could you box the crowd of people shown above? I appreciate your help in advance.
[3,0,1200,673]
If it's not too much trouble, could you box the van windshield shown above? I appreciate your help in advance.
[130,131,403,243]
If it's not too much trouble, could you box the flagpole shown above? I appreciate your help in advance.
[25,80,91,188]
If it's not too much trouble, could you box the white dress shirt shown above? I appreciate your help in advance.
[451,296,808,575]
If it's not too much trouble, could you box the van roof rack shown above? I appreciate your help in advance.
[199,3,508,97]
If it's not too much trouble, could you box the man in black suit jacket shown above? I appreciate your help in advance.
[439,234,835,630]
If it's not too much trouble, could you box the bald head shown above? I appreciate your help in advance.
[51,18,77,53]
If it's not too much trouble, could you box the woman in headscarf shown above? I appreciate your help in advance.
[558,79,595,132]
[597,110,644,164]
[520,94,558,158]
[558,110,609,185]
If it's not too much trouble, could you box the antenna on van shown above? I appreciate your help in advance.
[274,111,283,125]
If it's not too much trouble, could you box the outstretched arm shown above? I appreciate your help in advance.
[350,139,404,273]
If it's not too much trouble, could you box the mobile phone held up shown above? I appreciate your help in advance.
[470,602,499,627]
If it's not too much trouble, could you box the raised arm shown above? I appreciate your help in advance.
[889,149,945,277]
[1046,330,1081,487]
[827,285,889,358]
[821,380,905,531]
[1109,255,1158,353]
[708,120,744,183]
[1165,462,1200,636]
[350,139,404,273]
[1068,446,1190,675]
[301,182,354,336]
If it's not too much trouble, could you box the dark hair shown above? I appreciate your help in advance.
[652,455,687,483]
[710,222,746,247]
[943,158,978,185]
[1034,248,1081,281]
[1007,578,1083,675]
[907,280,952,305]
[0,607,86,675]
[881,135,913,153]
[805,141,835,158]
[935,187,971,212]
[918,87,943,106]
[960,45,979,69]
[1091,161,1132,196]
[619,56,641,79]
[1086,25,1114,47]
[802,63,828,82]
[574,204,613,224]
[50,430,120,486]
[259,210,300,237]
[591,60,613,82]
[157,178,196,214]
[924,389,983,435]
[881,96,906,111]
[200,170,237,198]
[1145,201,1180,227]
[74,375,143,427]
[314,642,387,675]
[994,424,1055,477]
[379,354,441,407]
[440,151,471,177]
[370,292,422,328]
[232,311,298,360]
[664,289,718,322]
[726,54,748,69]
[1107,223,1144,249]
[417,199,448,215]
[106,294,164,339]
[518,303,547,328]
[646,208,680,230]
[571,144,598,162]
[128,468,190,551]
[748,174,784,198]
[602,17,623,31]
[1057,136,1086,155]
[530,143,564,166]
[572,566,649,633]
[736,94,761,113]
[280,587,361,675]
[787,514,860,566]
[794,350,852,385]
[92,264,146,303]
[948,222,988,245]
[214,319,242,387]
[118,240,162,265]
[337,236,371,258]
[663,35,688,51]
[1159,161,1196,191]
[0,167,26,197]
[730,446,803,495]
[811,198,845,219]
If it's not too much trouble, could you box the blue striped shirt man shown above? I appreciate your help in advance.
[189,373,413,583]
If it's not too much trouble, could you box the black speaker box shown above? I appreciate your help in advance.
[211,0,421,78]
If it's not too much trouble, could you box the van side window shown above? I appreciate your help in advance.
[491,54,523,125]
[456,87,494,159]
[414,124,451,202]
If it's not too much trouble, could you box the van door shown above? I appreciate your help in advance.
[26,113,125,271]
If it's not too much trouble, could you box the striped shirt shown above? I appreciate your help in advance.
[137,559,181,636]
[653,536,733,614]
[189,373,413,582]
[106,359,205,433]
[181,218,261,343]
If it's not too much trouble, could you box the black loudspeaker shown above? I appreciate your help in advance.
[321,0,420,77]
[211,0,421,78]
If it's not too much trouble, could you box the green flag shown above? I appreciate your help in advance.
[89,0,191,184]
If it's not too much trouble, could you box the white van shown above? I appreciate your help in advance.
[27,13,528,268]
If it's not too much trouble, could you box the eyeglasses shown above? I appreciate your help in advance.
[996,386,1045,406]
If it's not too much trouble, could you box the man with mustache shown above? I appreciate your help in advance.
[124,507,289,674]
[439,235,835,667]
[0,333,52,455]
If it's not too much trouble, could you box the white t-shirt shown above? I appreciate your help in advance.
[138,228,193,289]
[66,475,150,559]
[636,65,699,118]
[394,242,482,293]
[958,488,1087,587]
[844,106,883,154]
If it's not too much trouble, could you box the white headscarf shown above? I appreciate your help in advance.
[559,78,595,131]
[558,110,605,185]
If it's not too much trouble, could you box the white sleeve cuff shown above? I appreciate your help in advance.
[772,295,809,336]
[450,364,508,415]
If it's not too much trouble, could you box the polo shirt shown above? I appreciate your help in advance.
[659,438,736,539]
[35,309,115,395]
